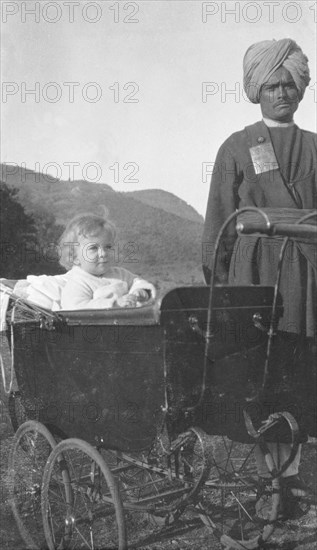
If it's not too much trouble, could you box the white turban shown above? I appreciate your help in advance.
[243,39,310,103]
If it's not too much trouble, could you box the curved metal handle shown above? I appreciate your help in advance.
[237,221,317,240]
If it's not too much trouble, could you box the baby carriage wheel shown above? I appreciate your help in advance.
[197,437,280,549]
[41,438,127,550]
[8,420,57,549]
[96,427,212,544]
[8,391,29,432]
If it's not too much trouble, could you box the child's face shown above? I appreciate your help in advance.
[76,230,115,276]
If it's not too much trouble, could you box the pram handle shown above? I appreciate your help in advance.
[236,221,317,241]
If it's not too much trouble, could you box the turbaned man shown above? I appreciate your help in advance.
[202,38,316,518]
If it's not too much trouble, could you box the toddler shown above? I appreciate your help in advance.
[59,213,156,310]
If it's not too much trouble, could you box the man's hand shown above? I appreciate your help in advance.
[117,294,138,308]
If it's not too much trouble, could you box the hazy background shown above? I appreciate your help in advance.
[2,0,317,216]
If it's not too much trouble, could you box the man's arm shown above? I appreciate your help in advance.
[202,142,241,284]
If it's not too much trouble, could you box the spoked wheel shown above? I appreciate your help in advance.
[198,436,280,549]
[41,438,127,550]
[99,448,172,542]
[8,420,57,549]
[100,427,212,542]
[8,391,30,432]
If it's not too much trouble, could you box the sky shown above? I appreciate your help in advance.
[1,0,317,216]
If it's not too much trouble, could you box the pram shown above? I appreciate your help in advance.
[1,207,316,549]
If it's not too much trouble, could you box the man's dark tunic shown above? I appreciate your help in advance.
[203,120,317,335]
[202,120,317,437]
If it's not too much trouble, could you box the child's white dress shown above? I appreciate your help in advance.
[60,266,155,310]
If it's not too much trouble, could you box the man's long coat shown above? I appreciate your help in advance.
[202,121,317,436]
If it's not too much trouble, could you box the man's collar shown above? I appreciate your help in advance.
[262,117,295,128]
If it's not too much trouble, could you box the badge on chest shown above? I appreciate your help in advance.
[249,141,279,175]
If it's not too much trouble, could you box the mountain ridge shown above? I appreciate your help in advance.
[125,189,203,223]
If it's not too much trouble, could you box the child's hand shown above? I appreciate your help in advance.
[131,289,150,303]
[117,294,138,308]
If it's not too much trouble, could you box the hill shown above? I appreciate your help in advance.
[126,189,203,223]
[0,164,205,289]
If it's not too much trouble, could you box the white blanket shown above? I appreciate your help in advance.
[13,273,155,311]
[0,288,10,331]
[14,274,70,311]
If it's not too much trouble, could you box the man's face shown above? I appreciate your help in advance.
[259,67,299,122]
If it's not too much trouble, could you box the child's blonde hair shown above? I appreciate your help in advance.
[59,213,116,270]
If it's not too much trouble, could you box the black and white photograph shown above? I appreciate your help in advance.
[0,1,316,548]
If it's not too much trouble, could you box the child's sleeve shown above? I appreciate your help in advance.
[129,277,156,300]
[108,268,156,301]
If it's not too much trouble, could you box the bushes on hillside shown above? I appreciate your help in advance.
[0,182,62,278]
